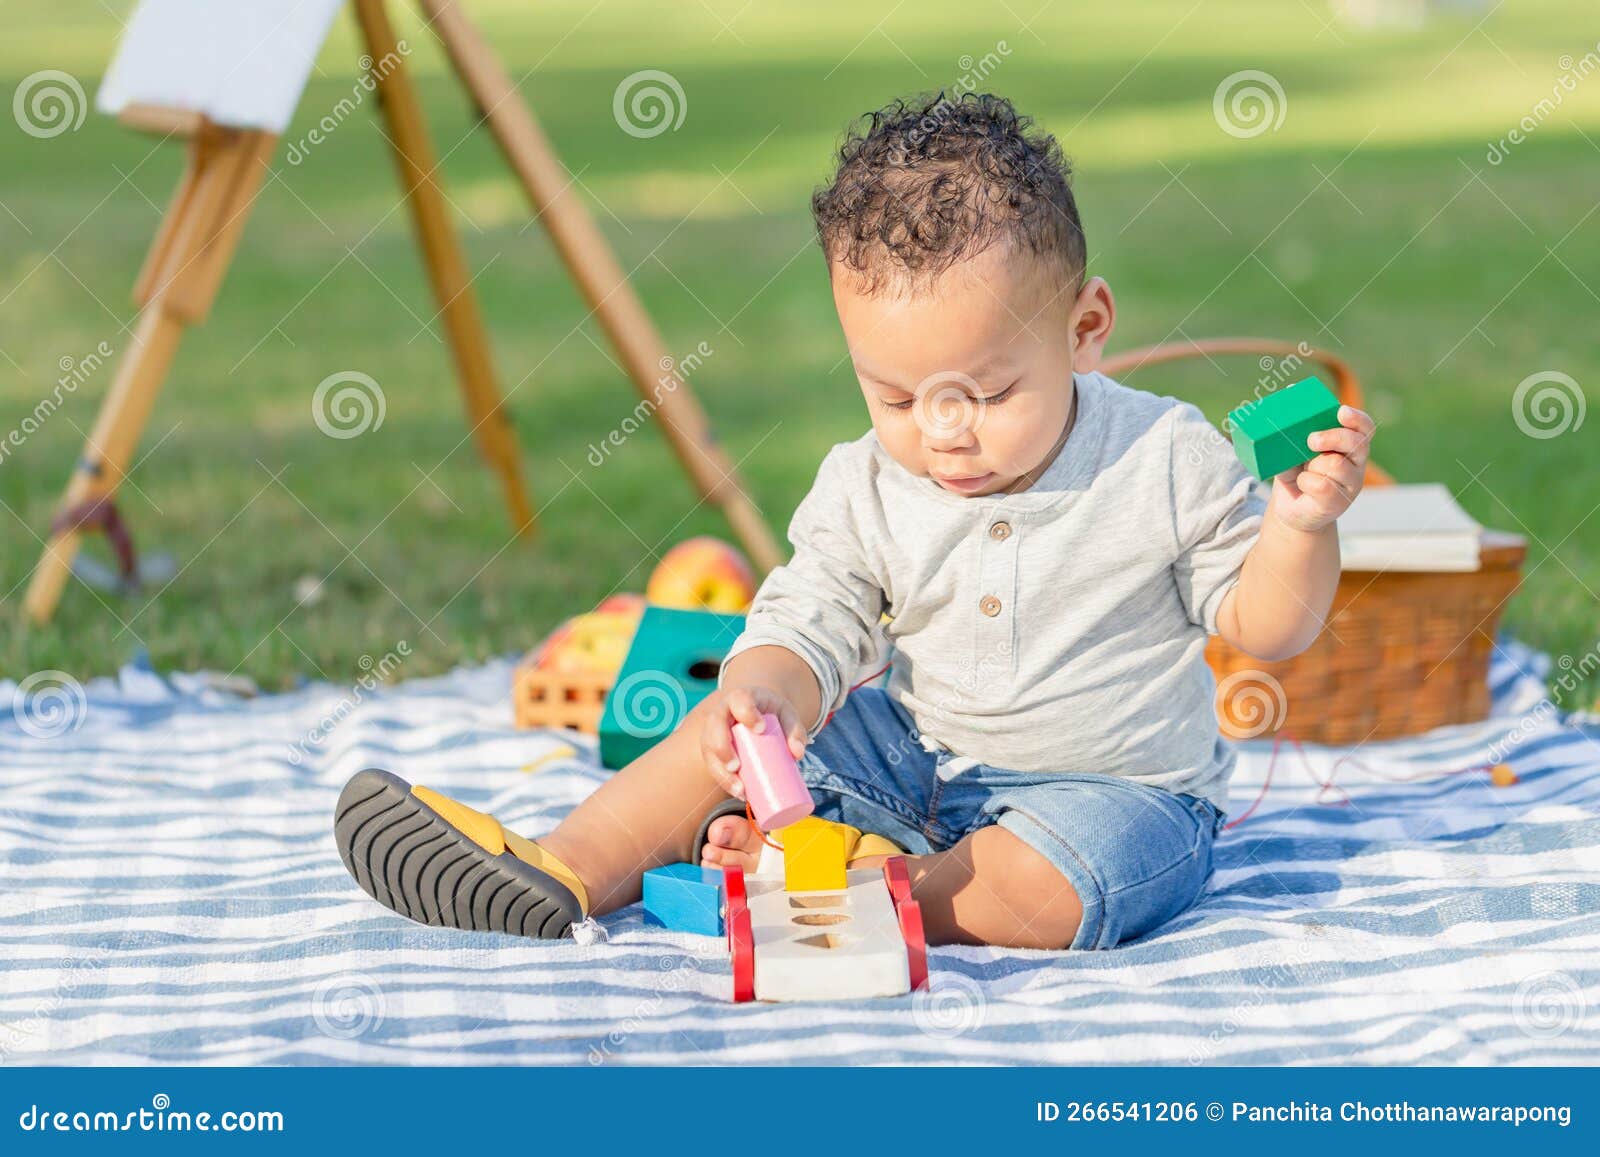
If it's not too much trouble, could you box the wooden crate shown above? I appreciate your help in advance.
[512,660,612,734]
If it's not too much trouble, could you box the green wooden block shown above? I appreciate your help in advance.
[1227,376,1342,481]
[598,606,747,769]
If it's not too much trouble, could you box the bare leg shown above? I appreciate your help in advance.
[855,826,1083,950]
[538,698,731,916]
[543,707,1081,946]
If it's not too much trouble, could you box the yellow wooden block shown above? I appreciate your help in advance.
[780,816,848,892]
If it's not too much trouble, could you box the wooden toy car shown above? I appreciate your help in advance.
[723,856,928,1002]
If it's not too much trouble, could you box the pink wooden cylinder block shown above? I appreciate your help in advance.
[731,713,814,830]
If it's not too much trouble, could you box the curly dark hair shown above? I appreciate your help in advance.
[811,92,1085,295]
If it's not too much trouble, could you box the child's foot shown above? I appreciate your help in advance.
[696,807,904,874]
[333,768,587,939]
[699,813,767,873]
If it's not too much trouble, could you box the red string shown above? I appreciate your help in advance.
[1224,731,1496,830]
[745,799,785,852]
[821,660,893,729]
[1222,733,1282,830]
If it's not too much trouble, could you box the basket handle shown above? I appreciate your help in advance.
[1099,337,1392,486]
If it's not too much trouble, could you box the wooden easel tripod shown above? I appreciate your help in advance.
[23,0,782,624]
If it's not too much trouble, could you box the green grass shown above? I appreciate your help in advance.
[2,1,1596,704]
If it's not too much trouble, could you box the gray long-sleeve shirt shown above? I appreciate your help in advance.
[722,370,1267,808]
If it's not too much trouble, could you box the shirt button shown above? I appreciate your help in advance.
[979,595,1002,617]
[989,521,1012,541]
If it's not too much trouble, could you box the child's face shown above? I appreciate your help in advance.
[832,248,1115,497]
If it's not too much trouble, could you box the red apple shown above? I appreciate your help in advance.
[594,593,647,618]
[646,537,757,613]
[530,594,646,675]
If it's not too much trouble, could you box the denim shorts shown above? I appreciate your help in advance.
[797,688,1225,949]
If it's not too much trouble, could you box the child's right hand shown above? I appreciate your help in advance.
[698,686,809,800]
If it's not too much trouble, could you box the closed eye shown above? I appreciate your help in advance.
[879,382,1018,412]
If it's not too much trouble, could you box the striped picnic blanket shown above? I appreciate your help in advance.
[2,640,1596,1065]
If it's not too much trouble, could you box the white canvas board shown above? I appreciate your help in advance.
[1337,482,1481,538]
[1337,483,1482,572]
[97,0,345,133]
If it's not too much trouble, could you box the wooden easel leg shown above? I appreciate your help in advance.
[23,311,185,622]
[415,0,783,574]
[352,0,534,535]
[23,126,273,624]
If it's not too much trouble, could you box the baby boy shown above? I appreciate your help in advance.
[335,92,1373,951]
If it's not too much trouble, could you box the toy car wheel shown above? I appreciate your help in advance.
[723,865,755,1002]
[722,864,746,948]
[882,855,912,911]
[729,901,755,1002]
[897,899,928,992]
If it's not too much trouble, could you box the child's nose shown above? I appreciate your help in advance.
[915,393,981,449]
[922,427,976,453]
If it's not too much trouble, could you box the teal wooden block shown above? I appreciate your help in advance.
[598,606,747,769]
[1227,376,1342,481]
[642,862,725,936]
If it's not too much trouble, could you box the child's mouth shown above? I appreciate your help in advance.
[932,472,995,494]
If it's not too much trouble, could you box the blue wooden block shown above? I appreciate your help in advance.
[642,863,725,936]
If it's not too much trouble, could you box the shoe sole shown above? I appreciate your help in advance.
[333,768,581,940]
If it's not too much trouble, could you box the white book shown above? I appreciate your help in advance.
[1336,483,1482,572]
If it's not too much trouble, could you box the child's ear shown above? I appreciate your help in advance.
[1068,277,1116,373]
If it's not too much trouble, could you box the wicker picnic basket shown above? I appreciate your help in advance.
[1101,339,1527,747]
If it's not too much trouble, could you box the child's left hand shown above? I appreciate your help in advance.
[1270,404,1375,533]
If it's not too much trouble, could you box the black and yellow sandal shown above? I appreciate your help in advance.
[333,768,588,939]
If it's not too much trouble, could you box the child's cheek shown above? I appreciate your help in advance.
[875,418,924,474]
